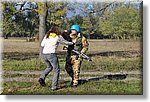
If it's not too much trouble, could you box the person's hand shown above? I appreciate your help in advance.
[78,54,83,61]
[72,42,75,45]
[72,39,76,43]
[64,30,68,33]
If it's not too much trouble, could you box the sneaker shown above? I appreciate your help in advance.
[38,78,46,86]
[51,88,58,91]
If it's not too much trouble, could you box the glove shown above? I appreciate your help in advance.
[81,48,88,54]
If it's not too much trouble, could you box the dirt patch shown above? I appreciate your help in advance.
[88,50,142,58]
[3,50,141,60]
[3,52,39,60]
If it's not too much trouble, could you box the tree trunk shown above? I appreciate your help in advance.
[39,14,47,42]
[38,2,48,58]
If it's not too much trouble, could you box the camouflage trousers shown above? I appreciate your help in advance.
[65,55,82,86]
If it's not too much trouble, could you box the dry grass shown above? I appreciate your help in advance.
[3,38,39,53]
[3,38,141,53]
[2,38,142,61]
[88,39,141,52]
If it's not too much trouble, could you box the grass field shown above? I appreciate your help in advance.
[1,37,143,95]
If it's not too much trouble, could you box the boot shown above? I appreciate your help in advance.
[38,78,46,86]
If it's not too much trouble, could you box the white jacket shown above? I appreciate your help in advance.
[41,35,73,54]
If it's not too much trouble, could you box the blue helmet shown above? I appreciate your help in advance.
[70,25,80,32]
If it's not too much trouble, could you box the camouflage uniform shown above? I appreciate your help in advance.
[65,33,89,86]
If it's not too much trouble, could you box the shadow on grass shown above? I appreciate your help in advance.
[78,74,128,86]
[60,74,128,89]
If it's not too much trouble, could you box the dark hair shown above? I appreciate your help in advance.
[46,25,61,38]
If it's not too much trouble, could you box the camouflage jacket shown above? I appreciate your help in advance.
[62,31,89,57]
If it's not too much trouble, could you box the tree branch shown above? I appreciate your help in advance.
[15,2,26,10]
[50,3,68,13]
[75,2,115,17]
[13,8,38,15]
[14,1,38,15]
[91,2,116,13]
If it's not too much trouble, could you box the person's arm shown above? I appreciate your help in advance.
[58,35,74,45]
[81,36,89,54]
[62,30,71,41]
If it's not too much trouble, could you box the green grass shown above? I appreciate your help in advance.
[2,58,66,71]
[2,58,44,71]
[2,57,142,72]
[3,38,142,72]
[2,38,142,95]
[81,57,142,72]
[2,80,142,95]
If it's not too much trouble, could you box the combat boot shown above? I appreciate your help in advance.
[72,81,78,87]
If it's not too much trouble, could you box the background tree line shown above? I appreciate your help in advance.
[1,0,142,40]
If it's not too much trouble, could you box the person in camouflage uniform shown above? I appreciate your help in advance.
[63,25,89,87]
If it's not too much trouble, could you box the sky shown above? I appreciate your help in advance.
[12,0,142,19]
[66,0,142,18]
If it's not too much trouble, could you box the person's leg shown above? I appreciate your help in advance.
[65,56,73,78]
[40,54,53,80]
[72,59,81,86]
[48,54,60,90]
[69,55,77,86]
[65,62,74,86]
[39,54,53,86]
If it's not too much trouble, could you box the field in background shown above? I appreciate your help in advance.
[3,37,141,53]
[2,37,143,95]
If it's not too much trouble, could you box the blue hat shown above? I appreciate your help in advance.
[70,25,80,32]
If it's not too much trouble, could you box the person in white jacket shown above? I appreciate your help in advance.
[39,25,74,91]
